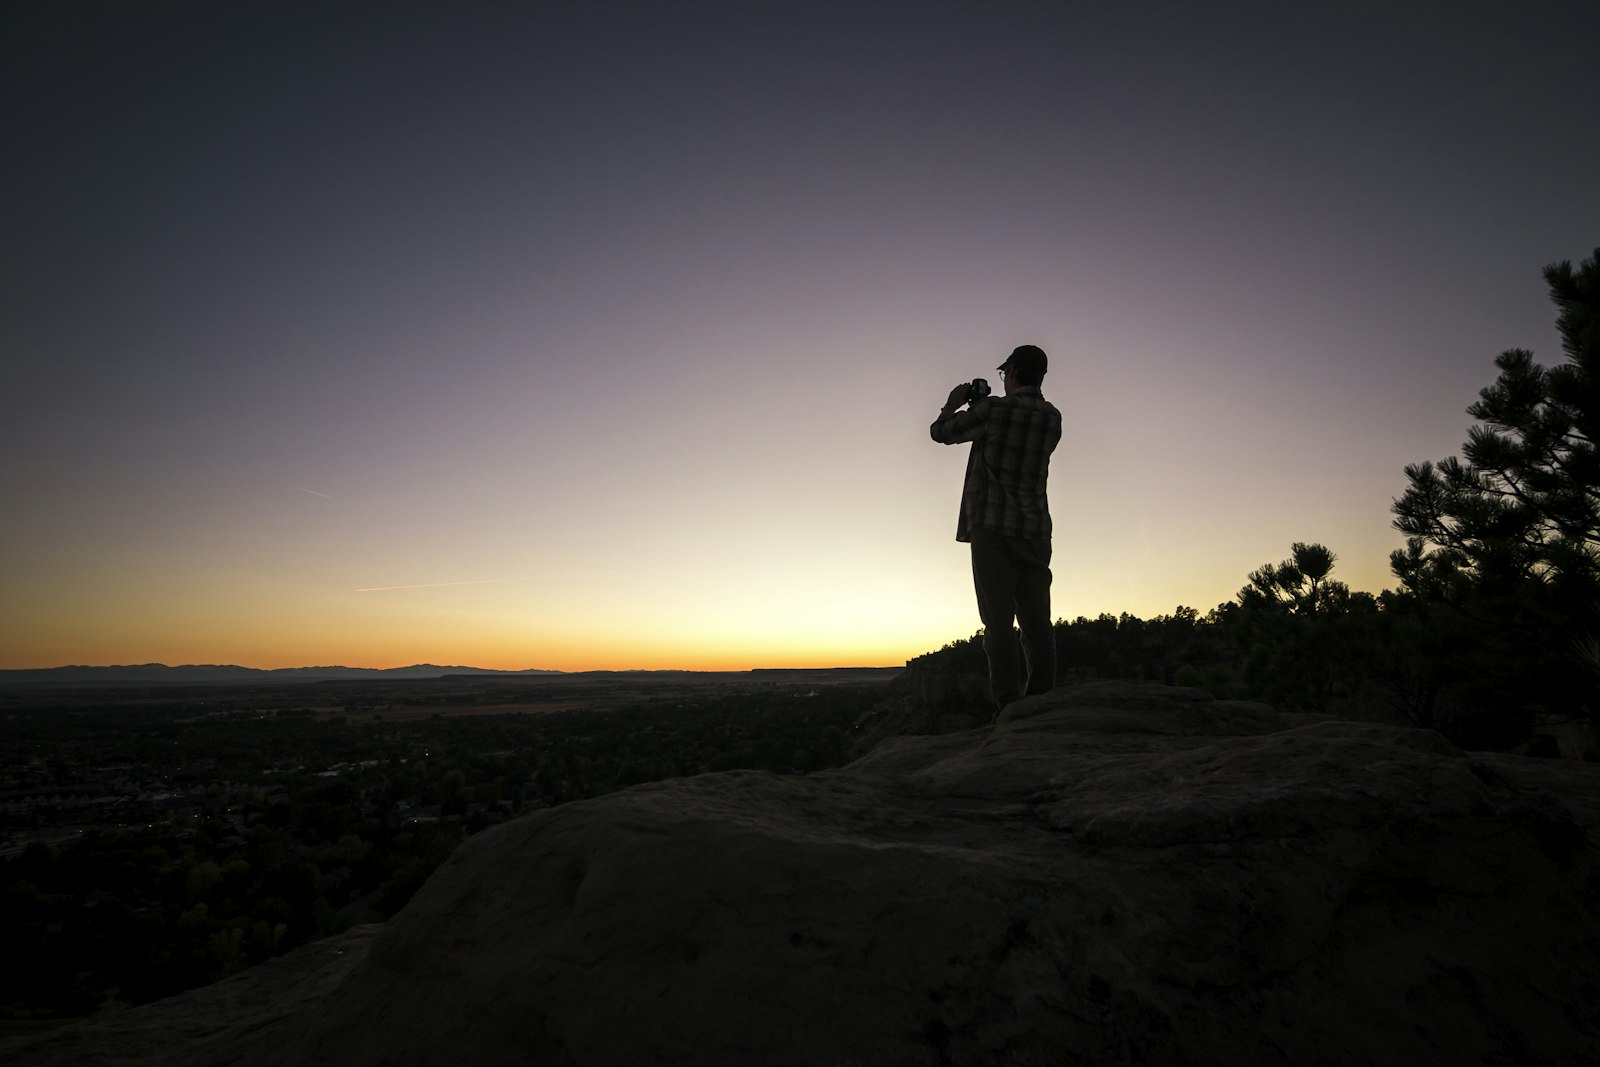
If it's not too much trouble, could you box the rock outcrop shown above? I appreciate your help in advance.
[7,682,1599,1065]
[849,653,991,747]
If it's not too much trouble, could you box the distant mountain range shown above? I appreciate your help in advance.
[0,663,566,687]
[0,663,904,689]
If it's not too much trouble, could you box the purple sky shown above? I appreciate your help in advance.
[4,2,1599,669]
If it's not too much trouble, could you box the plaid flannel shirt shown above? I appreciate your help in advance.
[930,386,1061,543]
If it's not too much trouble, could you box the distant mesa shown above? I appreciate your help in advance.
[0,664,904,688]
[7,681,1596,1065]
[0,663,566,687]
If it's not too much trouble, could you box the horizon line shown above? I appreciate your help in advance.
[0,661,905,674]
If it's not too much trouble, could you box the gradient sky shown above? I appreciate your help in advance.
[4,2,1599,671]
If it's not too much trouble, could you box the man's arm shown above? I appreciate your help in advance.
[930,385,988,444]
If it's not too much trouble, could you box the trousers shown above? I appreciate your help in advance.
[970,525,1055,710]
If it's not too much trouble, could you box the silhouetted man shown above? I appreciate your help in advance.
[930,344,1061,716]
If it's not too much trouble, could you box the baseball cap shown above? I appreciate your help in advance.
[998,344,1048,379]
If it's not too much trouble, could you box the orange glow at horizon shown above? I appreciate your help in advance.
[0,534,1406,672]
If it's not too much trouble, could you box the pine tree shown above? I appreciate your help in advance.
[1238,542,1350,616]
[1389,248,1600,736]
[1392,248,1600,625]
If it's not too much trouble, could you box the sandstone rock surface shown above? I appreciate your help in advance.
[8,682,1599,1065]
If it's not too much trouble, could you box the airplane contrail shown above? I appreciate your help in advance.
[356,577,543,592]
[293,486,333,499]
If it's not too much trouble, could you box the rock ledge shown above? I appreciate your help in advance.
[7,682,1598,1066]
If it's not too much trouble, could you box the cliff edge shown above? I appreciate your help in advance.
[7,681,1599,1065]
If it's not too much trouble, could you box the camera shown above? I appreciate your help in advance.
[968,378,991,402]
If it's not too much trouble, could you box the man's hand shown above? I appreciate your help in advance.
[941,383,970,415]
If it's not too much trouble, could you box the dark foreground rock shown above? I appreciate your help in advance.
[0,925,379,1066]
[7,682,1599,1065]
